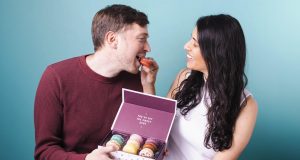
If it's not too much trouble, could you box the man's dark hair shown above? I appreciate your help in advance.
[92,4,149,51]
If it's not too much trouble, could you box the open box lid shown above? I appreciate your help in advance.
[111,88,177,142]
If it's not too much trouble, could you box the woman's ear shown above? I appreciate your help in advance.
[105,31,118,49]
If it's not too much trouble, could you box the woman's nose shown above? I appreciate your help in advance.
[184,41,190,51]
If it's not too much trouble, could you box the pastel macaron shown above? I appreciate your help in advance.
[122,143,138,155]
[126,139,141,149]
[111,134,125,145]
[105,134,125,150]
[106,140,121,150]
[130,134,143,144]
[139,147,154,158]
[142,142,157,152]
[145,138,158,145]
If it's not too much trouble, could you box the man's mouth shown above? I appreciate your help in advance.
[136,54,146,62]
[136,56,141,61]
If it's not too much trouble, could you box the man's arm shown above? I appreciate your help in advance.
[140,58,159,95]
[35,66,117,160]
[34,66,87,160]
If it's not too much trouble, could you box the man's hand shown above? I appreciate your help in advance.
[85,146,117,160]
[140,57,159,95]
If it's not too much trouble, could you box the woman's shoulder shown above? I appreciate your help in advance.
[242,89,258,114]
[177,68,191,81]
[243,89,252,98]
[167,68,191,99]
[174,68,192,89]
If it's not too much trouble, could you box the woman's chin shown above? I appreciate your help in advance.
[186,64,193,70]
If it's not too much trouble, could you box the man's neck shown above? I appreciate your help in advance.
[86,49,122,78]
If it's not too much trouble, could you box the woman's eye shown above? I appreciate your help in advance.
[193,42,198,47]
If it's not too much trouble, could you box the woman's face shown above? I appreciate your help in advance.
[184,27,208,75]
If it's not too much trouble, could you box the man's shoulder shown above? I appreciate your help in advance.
[44,54,86,79]
[49,55,84,69]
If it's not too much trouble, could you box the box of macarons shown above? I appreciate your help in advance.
[100,88,177,160]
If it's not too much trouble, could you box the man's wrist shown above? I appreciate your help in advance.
[142,84,156,95]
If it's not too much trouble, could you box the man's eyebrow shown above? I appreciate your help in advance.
[137,33,149,38]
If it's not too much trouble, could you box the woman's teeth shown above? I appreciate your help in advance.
[187,54,192,59]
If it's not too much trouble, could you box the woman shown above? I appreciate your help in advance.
[166,14,258,160]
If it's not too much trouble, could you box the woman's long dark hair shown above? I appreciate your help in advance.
[174,14,248,151]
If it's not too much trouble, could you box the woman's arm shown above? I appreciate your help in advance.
[213,96,258,160]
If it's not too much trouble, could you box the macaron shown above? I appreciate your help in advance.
[130,134,143,144]
[139,57,153,68]
[139,147,154,158]
[145,138,158,145]
[126,139,140,149]
[143,138,159,152]
[142,142,157,152]
[111,134,125,145]
[122,143,138,155]
[106,140,121,150]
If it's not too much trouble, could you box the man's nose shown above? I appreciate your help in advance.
[144,41,151,52]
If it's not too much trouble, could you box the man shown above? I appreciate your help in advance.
[34,4,158,160]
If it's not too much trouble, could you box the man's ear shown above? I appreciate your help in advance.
[105,31,118,49]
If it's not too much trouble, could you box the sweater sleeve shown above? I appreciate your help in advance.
[34,66,87,160]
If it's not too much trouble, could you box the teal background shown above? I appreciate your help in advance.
[1,0,299,159]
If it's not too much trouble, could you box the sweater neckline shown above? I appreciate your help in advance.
[79,54,121,83]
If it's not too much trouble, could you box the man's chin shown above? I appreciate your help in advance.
[132,69,139,74]
[126,68,139,74]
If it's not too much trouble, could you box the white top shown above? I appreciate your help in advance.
[166,88,252,160]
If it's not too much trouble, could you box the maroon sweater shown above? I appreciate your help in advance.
[34,55,142,160]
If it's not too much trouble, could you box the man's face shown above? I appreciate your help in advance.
[116,23,151,74]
